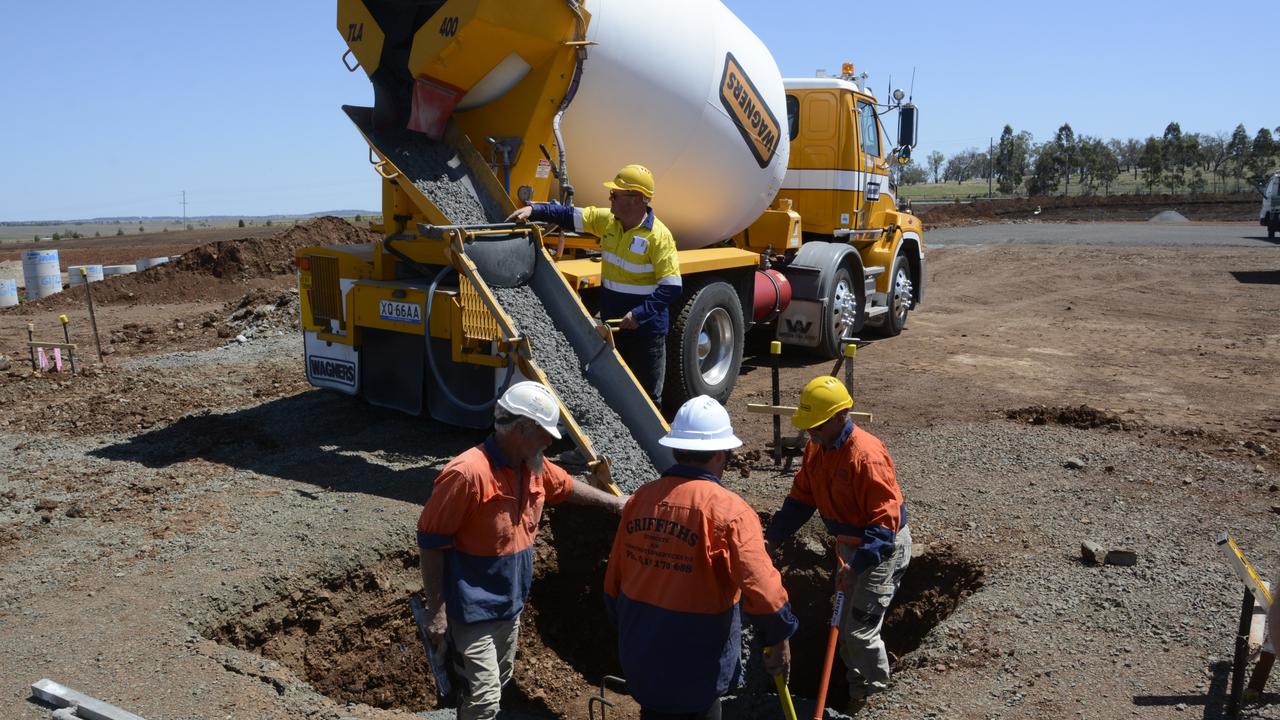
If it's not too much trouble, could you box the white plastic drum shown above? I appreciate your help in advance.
[102,264,138,277]
[21,250,62,300]
[0,278,17,307]
[562,0,789,249]
[66,264,105,286]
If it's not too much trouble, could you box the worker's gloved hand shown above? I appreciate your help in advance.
[618,312,639,330]
[764,639,791,684]
[505,206,534,223]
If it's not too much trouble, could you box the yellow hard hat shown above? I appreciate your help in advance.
[603,164,655,199]
[791,376,853,429]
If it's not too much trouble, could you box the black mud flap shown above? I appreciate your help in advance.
[361,327,426,416]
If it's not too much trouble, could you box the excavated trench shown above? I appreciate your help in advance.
[207,510,982,718]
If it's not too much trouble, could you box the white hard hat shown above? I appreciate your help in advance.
[497,381,562,439]
[659,395,742,451]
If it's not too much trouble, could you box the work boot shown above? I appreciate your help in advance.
[844,694,867,717]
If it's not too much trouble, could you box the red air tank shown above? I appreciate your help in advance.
[752,269,791,323]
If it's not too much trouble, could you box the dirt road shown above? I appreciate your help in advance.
[1,219,1278,719]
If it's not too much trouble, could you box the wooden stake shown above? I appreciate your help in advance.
[771,341,782,466]
[83,272,104,362]
[59,314,76,375]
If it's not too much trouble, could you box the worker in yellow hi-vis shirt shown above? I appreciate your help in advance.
[508,164,681,405]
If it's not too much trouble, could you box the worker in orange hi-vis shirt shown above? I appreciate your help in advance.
[604,395,798,720]
[417,381,626,720]
[764,376,912,717]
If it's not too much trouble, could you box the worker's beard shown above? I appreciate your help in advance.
[524,449,546,475]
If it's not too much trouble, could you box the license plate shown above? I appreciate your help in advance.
[379,299,422,324]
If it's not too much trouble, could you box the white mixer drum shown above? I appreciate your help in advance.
[564,0,788,249]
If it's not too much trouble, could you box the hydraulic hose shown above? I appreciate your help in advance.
[552,0,588,205]
[424,264,516,414]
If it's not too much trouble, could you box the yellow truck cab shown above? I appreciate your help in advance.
[755,69,924,357]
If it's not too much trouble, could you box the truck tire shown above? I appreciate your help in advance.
[1270,217,1276,240]
[818,263,860,358]
[664,280,744,408]
[879,252,913,337]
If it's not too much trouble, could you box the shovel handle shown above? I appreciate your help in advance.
[764,645,798,720]
[813,548,850,720]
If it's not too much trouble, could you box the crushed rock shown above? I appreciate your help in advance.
[493,285,660,492]
[1148,209,1190,222]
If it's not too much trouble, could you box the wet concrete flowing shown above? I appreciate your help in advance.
[494,285,660,491]
[365,124,507,225]
[375,124,660,490]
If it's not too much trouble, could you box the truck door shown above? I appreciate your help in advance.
[854,97,888,230]
[784,89,848,235]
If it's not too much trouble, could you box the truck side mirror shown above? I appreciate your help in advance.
[897,104,918,149]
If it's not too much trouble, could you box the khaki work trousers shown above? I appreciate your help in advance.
[449,615,521,720]
[837,525,912,698]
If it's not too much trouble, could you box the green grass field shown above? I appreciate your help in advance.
[900,173,1253,202]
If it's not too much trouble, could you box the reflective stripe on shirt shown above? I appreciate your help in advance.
[604,278,657,295]
[602,251,655,275]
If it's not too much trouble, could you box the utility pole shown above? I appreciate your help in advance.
[988,137,994,199]
[180,190,188,229]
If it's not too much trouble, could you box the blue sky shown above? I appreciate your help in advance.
[2,0,1274,221]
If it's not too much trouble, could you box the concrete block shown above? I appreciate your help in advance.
[1081,540,1105,564]
[1105,549,1138,566]
[30,679,146,720]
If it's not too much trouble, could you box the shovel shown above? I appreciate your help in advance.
[812,550,848,720]
[409,594,457,706]
[765,646,799,720]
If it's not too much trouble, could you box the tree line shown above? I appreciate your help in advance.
[901,122,1280,195]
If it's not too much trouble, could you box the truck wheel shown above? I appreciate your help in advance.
[818,264,859,358]
[1270,219,1276,240]
[880,253,913,337]
[665,280,744,408]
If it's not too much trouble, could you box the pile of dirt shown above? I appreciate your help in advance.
[916,192,1258,229]
[213,288,301,340]
[1005,404,1129,430]
[3,217,375,313]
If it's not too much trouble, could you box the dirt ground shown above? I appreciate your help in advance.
[1,208,1279,720]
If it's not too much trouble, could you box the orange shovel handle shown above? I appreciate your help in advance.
[812,550,849,720]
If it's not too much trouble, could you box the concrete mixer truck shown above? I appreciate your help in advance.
[296,0,924,468]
